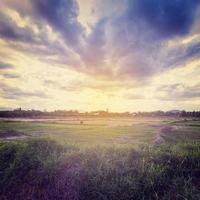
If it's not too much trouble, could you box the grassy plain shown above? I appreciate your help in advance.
[1,117,199,145]
[0,117,200,199]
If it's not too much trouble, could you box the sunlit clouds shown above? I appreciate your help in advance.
[0,0,200,111]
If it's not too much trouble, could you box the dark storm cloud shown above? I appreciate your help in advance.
[31,0,85,48]
[0,13,36,43]
[0,11,80,69]
[0,0,84,48]
[126,0,200,38]
[0,1,85,71]
[111,0,200,50]
[106,0,200,81]
[0,11,69,52]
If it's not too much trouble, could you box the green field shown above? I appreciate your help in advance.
[1,118,200,145]
[0,118,200,199]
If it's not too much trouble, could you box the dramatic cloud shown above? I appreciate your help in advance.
[0,12,38,43]
[105,0,200,80]
[0,0,200,111]
[31,0,85,48]
[81,18,108,74]
[126,0,200,38]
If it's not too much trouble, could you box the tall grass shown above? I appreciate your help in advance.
[0,139,200,200]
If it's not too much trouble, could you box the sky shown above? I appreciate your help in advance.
[0,0,200,112]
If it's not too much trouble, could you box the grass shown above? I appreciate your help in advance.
[1,118,200,145]
[0,120,156,146]
[0,139,200,200]
[0,118,200,199]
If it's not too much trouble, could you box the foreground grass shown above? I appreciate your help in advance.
[0,139,200,200]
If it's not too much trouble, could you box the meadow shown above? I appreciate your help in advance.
[0,117,200,199]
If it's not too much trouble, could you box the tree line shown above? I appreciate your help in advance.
[0,108,200,118]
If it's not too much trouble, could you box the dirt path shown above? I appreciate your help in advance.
[154,126,174,145]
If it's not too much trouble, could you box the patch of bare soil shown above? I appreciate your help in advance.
[0,130,30,140]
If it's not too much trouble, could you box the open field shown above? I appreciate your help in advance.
[0,117,200,199]
[0,117,200,145]
[0,117,160,146]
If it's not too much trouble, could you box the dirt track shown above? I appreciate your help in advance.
[154,126,174,144]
